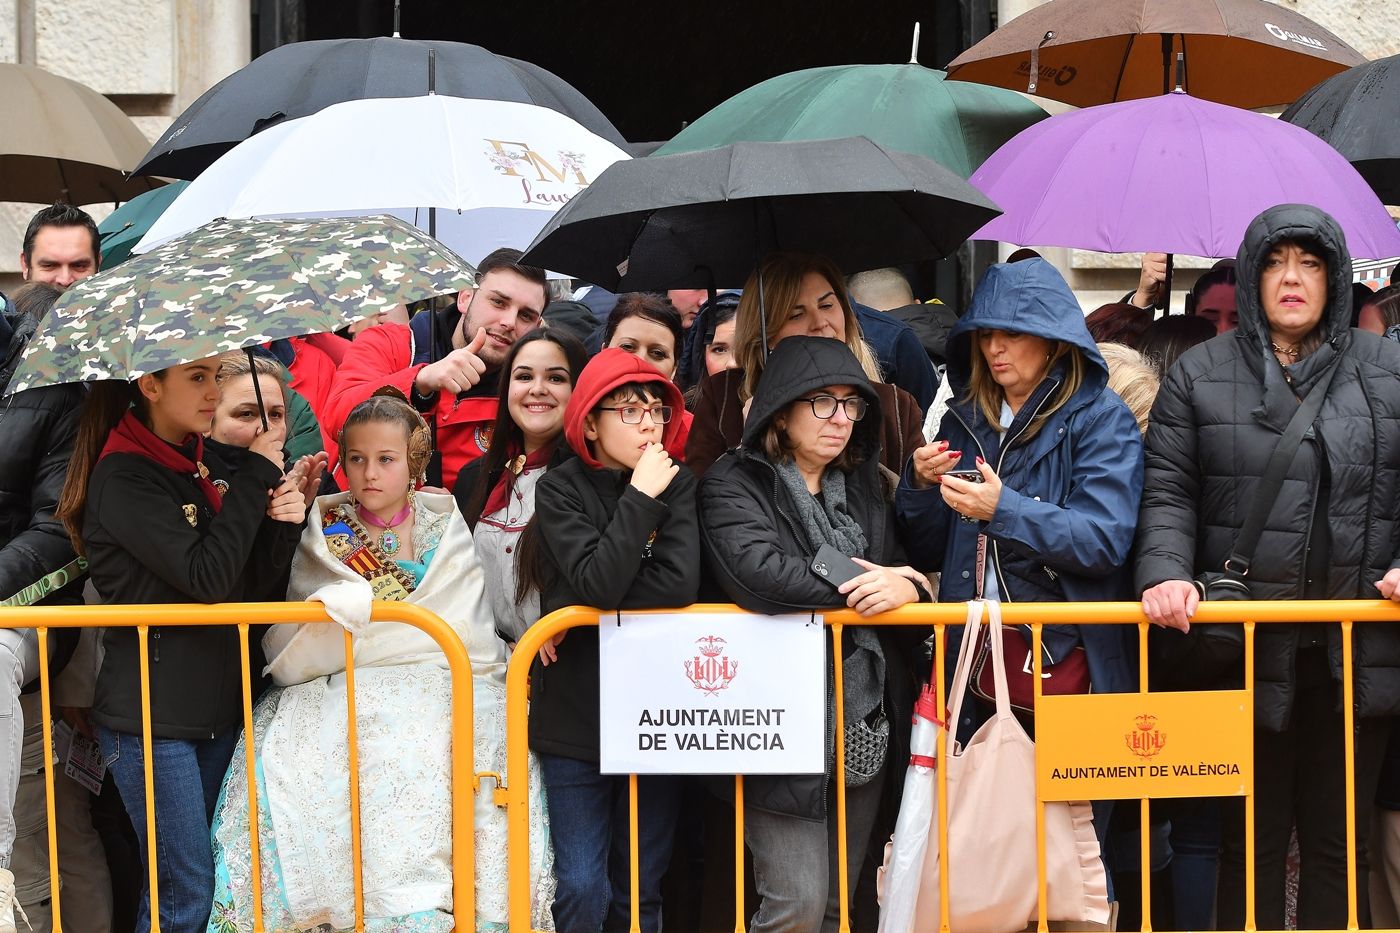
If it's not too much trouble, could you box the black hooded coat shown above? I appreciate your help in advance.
[698,336,920,821]
[1135,204,1400,731]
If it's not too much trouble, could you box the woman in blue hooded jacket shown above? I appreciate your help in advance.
[894,258,1143,709]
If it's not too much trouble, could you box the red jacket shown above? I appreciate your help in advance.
[283,335,346,466]
[325,322,497,490]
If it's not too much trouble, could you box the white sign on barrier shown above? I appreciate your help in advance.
[599,610,825,775]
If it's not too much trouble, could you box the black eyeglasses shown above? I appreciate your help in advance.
[597,405,673,425]
[795,395,868,421]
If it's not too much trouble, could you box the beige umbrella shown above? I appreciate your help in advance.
[0,63,164,204]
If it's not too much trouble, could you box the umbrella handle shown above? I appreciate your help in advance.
[1154,254,1175,313]
[245,347,270,433]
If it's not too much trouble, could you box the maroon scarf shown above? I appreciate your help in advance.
[98,411,223,513]
[481,442,554,518]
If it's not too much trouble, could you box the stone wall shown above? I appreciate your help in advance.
[0,0,250,293]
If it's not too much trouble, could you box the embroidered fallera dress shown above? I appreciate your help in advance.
[207,491,555,933]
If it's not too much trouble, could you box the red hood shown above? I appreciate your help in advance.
[564,348,686,469]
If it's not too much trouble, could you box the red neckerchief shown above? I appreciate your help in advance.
[481,442,554,518]
[98,411,223,513]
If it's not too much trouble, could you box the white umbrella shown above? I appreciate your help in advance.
[135,95,631,268]
[877,684,943,933]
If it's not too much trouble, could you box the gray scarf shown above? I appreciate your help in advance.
[774,459,884,722]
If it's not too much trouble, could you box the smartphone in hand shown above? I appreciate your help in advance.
[810,543,866,590]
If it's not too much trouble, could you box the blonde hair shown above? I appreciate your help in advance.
[964,334,1085,445]
[734,253,882,401]
[338,388,433,483]
[216,352,289,395]
[1098,342,1159,435]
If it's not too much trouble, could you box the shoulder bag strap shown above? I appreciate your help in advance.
[1226,358,1341,575]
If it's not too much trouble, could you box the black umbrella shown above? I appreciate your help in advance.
[1283,53,1400,206]
[133,37,627,179]
[520,136,1002,293]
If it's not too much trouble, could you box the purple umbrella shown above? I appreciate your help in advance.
[970,90,1400,261]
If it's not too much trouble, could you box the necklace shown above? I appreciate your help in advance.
[1271,340,1302,361]
[356,501,412,557]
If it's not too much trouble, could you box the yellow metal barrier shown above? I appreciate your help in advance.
[0,601,476,933]
[506,600,1400,933]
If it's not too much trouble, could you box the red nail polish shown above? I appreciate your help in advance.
[976,456,985,465]
[948,450,961,458]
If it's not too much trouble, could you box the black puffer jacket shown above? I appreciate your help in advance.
[0,308,84,607]
[700,337,920,820]
[1136,204,1400,730]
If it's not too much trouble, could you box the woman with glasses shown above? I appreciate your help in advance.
[698,336,927,932]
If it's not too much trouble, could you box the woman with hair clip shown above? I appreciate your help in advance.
[685,253,924,477]
[208,387,556,933]
[455,329,587,645]
[56,359,307,933]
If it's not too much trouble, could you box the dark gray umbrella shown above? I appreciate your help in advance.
[133,37,627,179]
[1283,53,1400,206]
[519,136,1002,293]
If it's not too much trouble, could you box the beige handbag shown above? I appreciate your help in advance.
[900,600,1111,932]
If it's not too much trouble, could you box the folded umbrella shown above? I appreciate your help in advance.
[970,91,1400,261]
[521,136,1002,292]
[1283,53,1400,206]
[877,685,943,933]
[133,37,627,179]
[134,95,629,267]
[8,215,473,395]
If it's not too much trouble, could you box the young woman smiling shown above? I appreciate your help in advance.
[456,329,588,643]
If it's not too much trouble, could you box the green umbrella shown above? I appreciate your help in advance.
[655,63,1048,178]
[97,180,189,269]
[8,214,474,394]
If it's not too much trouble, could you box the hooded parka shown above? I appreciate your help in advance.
[895,258,1144,696]
[699,336,920,820]
[1135,204,1400,731]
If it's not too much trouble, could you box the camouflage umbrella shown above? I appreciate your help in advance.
[6,215,474,395]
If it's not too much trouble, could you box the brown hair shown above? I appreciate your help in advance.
[1084,303,1152,349]
[8,282,64,323]
[759,399,865,473]
[57,380,149,555]
[963,335,1086,445]
[337,388,433,483]
[733,253,881,401]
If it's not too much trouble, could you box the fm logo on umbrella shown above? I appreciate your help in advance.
[486,138,593,208]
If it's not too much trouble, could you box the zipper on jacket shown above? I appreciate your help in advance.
[949,383,1056,602]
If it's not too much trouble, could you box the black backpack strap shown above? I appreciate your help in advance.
[1226,358,1341,575]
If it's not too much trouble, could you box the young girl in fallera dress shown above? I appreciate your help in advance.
[207,389,555,933]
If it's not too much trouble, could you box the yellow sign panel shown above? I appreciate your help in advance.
[1036,690,1250,801]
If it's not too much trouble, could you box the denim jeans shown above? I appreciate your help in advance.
[743,765,885,933]
[97,726,237,933]
[537,753,682,933]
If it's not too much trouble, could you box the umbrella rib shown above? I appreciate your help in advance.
[1110,35,1135,102]
[1181,97,1221,258]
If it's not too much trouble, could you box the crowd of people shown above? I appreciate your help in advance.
[3,197,1400,933]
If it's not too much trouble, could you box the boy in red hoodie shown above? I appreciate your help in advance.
[523,349,699,933]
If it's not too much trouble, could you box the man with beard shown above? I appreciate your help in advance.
[327,248,549,490]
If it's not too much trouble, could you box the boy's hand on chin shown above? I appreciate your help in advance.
[629,442,678,499]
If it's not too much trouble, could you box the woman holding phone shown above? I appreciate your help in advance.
[894,258,1143,716]
[698,336,925,933]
